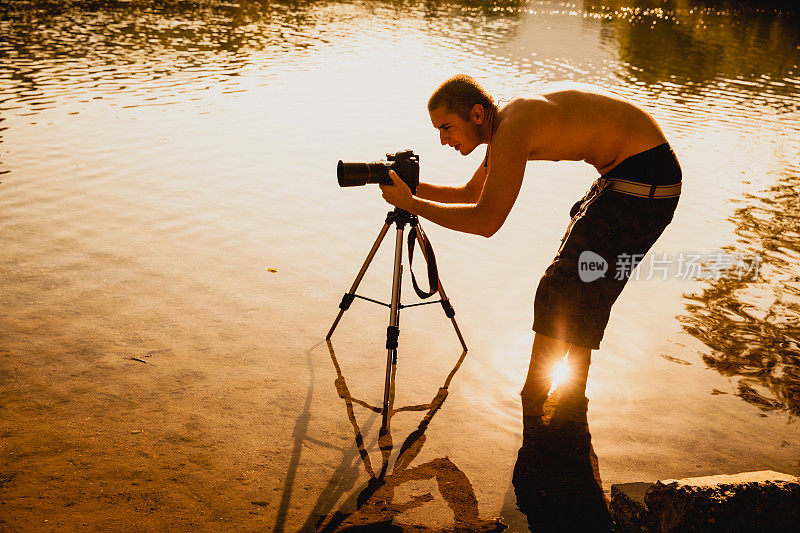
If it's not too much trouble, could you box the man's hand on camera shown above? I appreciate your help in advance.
[380,170,414,211]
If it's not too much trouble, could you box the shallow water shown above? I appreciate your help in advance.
[1,0,799,530]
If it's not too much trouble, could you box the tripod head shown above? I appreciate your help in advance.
[384,208,416,227]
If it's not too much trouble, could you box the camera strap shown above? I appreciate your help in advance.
[407,225,440,299]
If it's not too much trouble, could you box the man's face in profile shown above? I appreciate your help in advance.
[429,105,482,156]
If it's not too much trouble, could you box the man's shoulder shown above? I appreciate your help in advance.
[491,99,546,156]
[498,97,549,127]
[496,97,553,139]
[500,96,548,113]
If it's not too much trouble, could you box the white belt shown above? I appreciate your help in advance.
[599,178,681,199]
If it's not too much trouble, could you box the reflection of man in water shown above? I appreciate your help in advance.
[380,74,681,418]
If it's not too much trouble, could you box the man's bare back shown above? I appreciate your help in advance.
[500,84,668,174]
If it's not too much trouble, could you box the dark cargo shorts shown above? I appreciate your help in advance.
[533,145,681,350]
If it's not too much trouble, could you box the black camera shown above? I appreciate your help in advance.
[337,150,420,195]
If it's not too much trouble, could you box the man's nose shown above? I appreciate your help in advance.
[439,131,447,145]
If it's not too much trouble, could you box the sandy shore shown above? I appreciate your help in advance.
[0,251,297,530]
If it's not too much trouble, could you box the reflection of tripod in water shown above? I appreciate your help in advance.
[314,342,504,532]
[326,208,468,434]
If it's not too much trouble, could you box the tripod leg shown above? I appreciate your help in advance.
[382,222,405,435]
[414,224,468,352]
[326,221,393,340]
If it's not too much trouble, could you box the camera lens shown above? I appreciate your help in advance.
[337,161,389,187]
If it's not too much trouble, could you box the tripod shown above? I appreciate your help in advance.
[326,208,468,434]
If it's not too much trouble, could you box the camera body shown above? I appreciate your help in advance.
[337,149,420,194]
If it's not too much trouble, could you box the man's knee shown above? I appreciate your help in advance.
[530,332,570,362]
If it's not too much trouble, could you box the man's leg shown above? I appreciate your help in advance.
[520,332,592,418]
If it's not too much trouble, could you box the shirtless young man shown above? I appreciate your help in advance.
[379,74,681,419]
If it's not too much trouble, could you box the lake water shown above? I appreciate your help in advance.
[1,0,799,530]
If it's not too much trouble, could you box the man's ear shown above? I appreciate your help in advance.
[471,103,485,124]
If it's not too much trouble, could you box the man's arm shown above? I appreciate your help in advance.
[381,119,528,237]
[415,162,488,204]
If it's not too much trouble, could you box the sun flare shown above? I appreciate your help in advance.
[548,355,571,395]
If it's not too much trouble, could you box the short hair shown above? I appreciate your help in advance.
[427,74,495,120]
